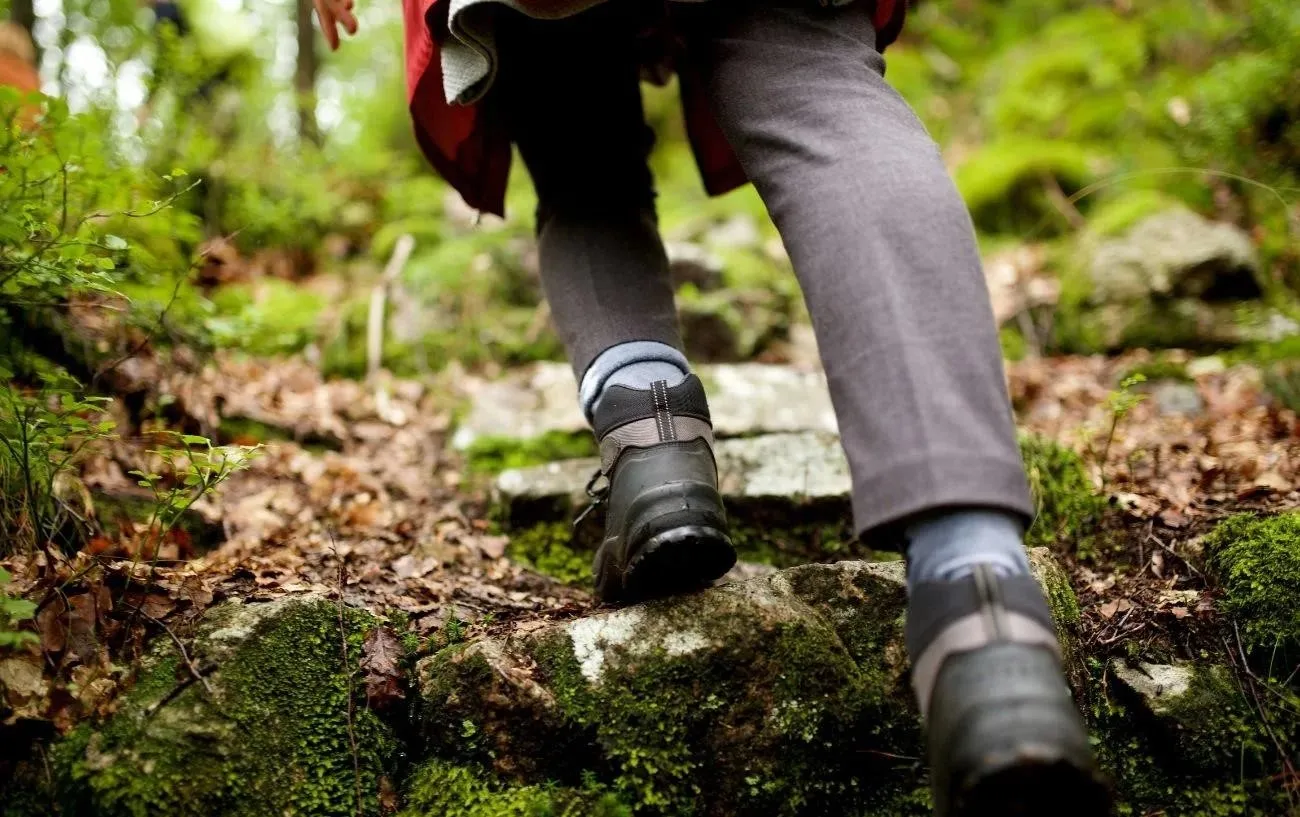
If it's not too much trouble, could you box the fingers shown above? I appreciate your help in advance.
[314,0,340,49]
[335,1,358,36]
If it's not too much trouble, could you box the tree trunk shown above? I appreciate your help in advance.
[295,0,320,145]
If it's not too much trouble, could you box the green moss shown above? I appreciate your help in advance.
[1085,191,1184,237]
[507,522,591,586]
[466,432,596,476]
[1206,512,1300,651]
[398,760,630,817]
[1117,357,1192,385]
[999,326,1028,362]
[1093,663,1289,815]
[53,598,400,817]
[1018,434,1104,553]
[954,138,1098,234]
[523,581,922,817]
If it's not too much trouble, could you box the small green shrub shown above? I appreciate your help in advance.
[955,139,1098,235]
[0,566,37,649]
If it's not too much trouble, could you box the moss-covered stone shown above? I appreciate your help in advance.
[416,555,1079,817]
[52,596,400,817]
[465,431,597,477]
[1095,660,1290,816]
[1205,512,1300,651]
[1019,433,1104,553]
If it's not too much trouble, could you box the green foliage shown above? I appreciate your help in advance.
[1018,434,1104,552]
[0,566,38,649]
[954,139,1097,235]
[1205,512,1300,652]
[0,370,116,555]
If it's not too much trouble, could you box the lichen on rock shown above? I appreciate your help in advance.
[52,595,399,817]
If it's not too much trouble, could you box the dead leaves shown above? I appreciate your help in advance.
[359,626,405,711]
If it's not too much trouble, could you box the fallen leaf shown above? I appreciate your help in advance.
[1098,600,1120,619]
[392,555,436,580]
[38,599,69,655]
[360,626,405,711]
[1157,508,1188,529]
[476,535,508,560]
[1170,606,1190,619]
[65,594,100,666]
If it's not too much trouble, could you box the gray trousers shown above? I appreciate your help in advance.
[492,0,1034,543]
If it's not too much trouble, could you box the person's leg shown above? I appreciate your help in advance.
[678,1,1107,813]
[493,4,736,601]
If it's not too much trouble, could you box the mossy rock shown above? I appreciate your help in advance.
[414,551,1079,817]
[1094,659,1292,815]
[1205,512,1300,652]
[51,596,400,817]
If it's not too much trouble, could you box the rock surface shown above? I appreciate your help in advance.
[1088,209,1260,304]
[495,431,851,528]
[454,362,837,450]
[51,596,397,817]
[413,550,1079,817]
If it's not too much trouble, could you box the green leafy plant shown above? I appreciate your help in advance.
[0,566,38,649]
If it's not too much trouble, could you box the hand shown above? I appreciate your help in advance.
[313,0,359,50]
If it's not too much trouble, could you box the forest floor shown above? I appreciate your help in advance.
[5,328,1297,738]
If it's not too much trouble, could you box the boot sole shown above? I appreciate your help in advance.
[954,753,1112,817]
[595,524,735,604]
[930,644,1113,817]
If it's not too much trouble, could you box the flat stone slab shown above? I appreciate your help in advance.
[453,362,836,450]
[494,431,850,523]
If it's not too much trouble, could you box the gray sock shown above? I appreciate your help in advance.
[904,509,1031,594]
[579,340,690,421]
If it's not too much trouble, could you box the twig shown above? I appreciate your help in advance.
[141,609,215,697]
[330,530,364,817]
[366,234,416,385]
[1040,171,1087,230]
[1145,531,1203,580]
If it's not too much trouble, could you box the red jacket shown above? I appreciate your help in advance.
[403,0,905,216]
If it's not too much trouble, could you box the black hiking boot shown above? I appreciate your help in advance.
[907,564,1112,817]
[581,375,736,604]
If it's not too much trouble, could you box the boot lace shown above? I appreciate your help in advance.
[573,468,609,529]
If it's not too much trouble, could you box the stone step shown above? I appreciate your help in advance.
[453,362,836,450]
[494,430,850,525]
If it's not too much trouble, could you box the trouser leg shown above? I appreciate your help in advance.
[493,4,684,383]
[678,0,1032,542]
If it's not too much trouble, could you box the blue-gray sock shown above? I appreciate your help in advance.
[904,509,1031,594]
[580,341,690,422]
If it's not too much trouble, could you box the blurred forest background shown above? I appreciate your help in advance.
[1,0,1296,392]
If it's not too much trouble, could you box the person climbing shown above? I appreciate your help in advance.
[314,0,1114,814]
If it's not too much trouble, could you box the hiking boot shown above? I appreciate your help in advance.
[907,564,1112,817]
[583,375,736,604]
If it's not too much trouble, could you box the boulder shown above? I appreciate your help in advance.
[1109,660,1269,775]
[51,596,399,817]
[413,549,1080,817]
[1087,209,1260,305]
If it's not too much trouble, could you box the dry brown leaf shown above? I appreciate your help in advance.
[359,626,405,711]
[476,535,508,560]
[1170,606,1190,619]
